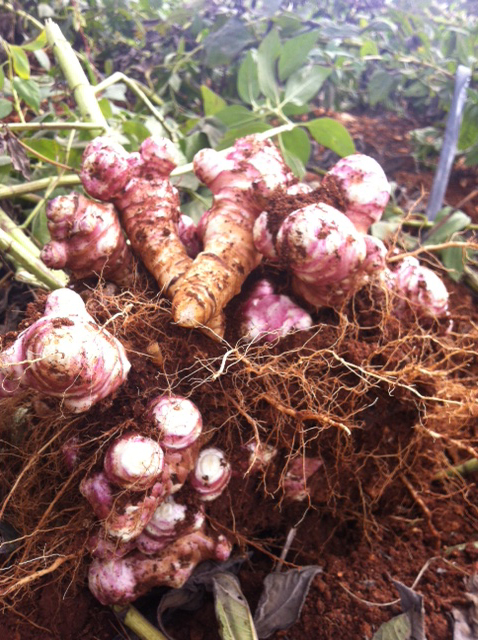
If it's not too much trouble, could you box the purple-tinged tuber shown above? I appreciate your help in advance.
[178,214,202,259]
[103,433,164,491]
[321,153,391,233]
[41,193,133,284]
[190,447,231,501]
[88,530,232,604]
[283,456,323,501]
[0,289,130,412]
[238,279,312,343]
[149,395,203,450]
[389,257,449,319]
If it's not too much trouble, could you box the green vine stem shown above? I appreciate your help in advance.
[2,122,107,133]
[45,20,108,133]
[434,458,478,480]
[113,605,167,640]
[0,207,68,289]
[0,175,81,200]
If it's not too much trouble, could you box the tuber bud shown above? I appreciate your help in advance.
[178,214,202,259]
[41,193,133,284]
[103,433,164,491]
[0,289,130,412]
[88,530,232,604]
[321,154,391,233]
[239,279,312,343]
[190,447,231,501]
[149,395,203,450]
[389,257,449,319]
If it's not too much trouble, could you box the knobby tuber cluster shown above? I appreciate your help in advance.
[0,288,130,412]
[81,395,232,604]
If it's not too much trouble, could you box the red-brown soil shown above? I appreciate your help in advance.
[0,112,477,640]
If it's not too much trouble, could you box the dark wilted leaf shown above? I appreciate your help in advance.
[1,132,31,179]
[373,580,426,640]
[253,566,322,638]
[213,573,258,640]
[452,573,478,639]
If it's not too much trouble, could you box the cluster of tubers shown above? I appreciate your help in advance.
[0,133,452,605]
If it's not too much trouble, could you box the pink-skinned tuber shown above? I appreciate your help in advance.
[171,136,295,329]
[0,289,130,412]
[103,433,164,491]
[40,193,133,284]
[238,279,313,343]
[321,153,391,233]
[148,395,203,450]
[190,447,231,501]
[88,530,232,604]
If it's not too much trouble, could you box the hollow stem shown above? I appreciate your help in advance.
[0,175,81,200]
[113,605,167,640]
[2,122,107,133]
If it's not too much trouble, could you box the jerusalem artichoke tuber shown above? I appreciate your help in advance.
[0,289,130,412]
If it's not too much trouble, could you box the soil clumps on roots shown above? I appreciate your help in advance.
[0,264,477,640]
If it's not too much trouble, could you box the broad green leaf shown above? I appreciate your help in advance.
[217,122,272,150]
[359,40,379,57]
[33,49,51,71]
[0,99,13,119]
[122,120,151,143]
[305,118,355,156]
[278,30,319,81]
[280,127,310,166]
[21,30,47,51]
[424,210,471,245]
[12,78,40,112]
[441,243,466,282]
[212,573,258,640]
[0,65,4,90]
[181,131,209,162]
[10,46,30,80]
[402,81,428,98]
[280,145,306,179]
[368,70,396,106]
[98,97,113,119]
[257,29,281,103]
[24,139,59,161]
[283,66,331,106]
[465,142,478,166]
[215,105,258,128]
[458,104,478,150]
[200,85,227,117]
[372,613,411,640]
[31,209,51,246]
[203,18,254,67]
[237,51,260,104]
[282,103,309,116]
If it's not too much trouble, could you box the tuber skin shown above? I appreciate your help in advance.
[88,530,232,604]
[238,279,313,343]
[81,136,192,300]
[283,456,323,501]
[321,153,391,233]
[178,214,202,259]
[0,289,130,412]
[190,447,231,501]
[171,136,295,329]
[389,257,450,319]
[148,395,203,450]
[103,433,164,491]
[40,193,133,284]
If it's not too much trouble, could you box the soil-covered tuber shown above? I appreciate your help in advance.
[103,433,164,491]
[41,193,133,284]
[0,289,130,412]
[190,447,231,501]
[171,136,295,329]
[88,530,231,604]
[239,279,312,343]
[148,395,203,450]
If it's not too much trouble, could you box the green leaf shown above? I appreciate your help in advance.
[33,49,51,71]
[0,99,13,119]
[359,40,379,57]
[217,123,272,150]
[10,45,30,80]
[368,70,396,106]
[458,104,478,151]
[278,30,319,81]
[203,18,254,67]
[212,573,258,640]
[0,65,4,90]
[21,30,47,51]
[98,97,113,119]
[280,127,311,166]
[31,209,51,246]
[372,613,411,640]
[305,118,355,156]
[424,210,471,245]
[12,78,40,112]
[280,146,306,179]
[441,243,466,282]
[283,65,331,106]
[121,120,151,143]
[24,139,59,161]
[237,51,260,104]
[257,29,281,103]
[200,85,227,117]
[181,131,209,162]
[215,105,258,128]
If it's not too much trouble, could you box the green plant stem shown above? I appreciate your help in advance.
[93,72,176,140]
[0,1,44,31]
[5,49,25,124]
[45,20,108,133]
[434,458,478,480]
[0,208,67,289]
[2,122,107,132]
[113,605,167,640]
[0,175,81,199]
